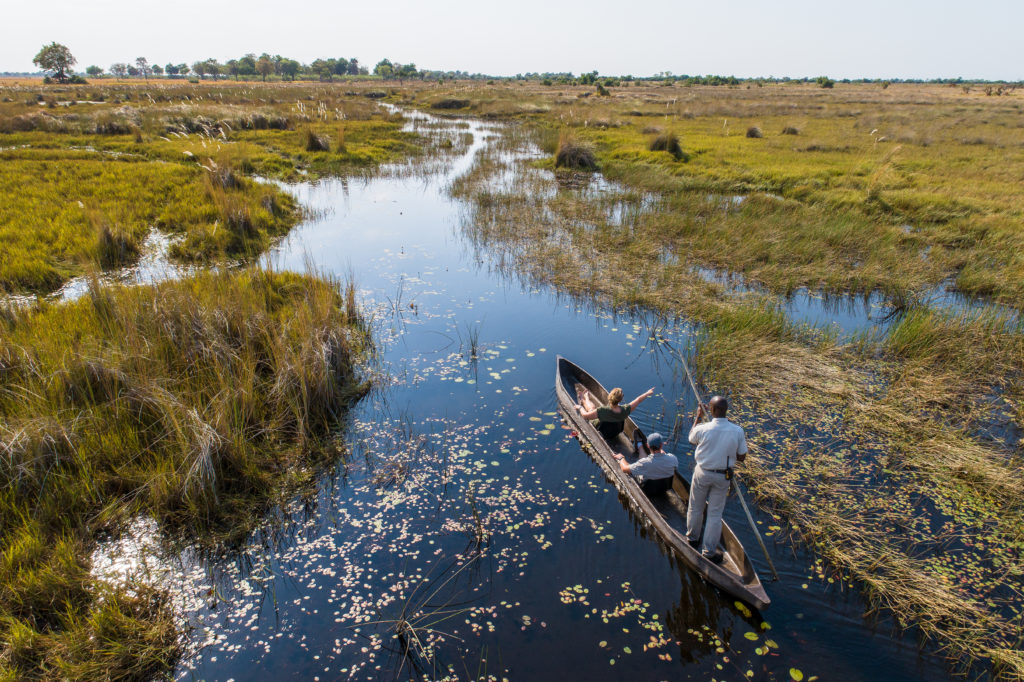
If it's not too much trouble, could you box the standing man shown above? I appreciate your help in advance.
[685,396,747,564]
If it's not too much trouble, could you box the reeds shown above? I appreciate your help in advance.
[302,127,330,152]
[452,120,1024,677]
[0,267,370,678]
[554,131,598,171]
[648,131,684,159]
[430,98,470,110]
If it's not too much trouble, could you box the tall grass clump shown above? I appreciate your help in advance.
[430,98,470,110]
[554,131,598,171]
[303,127,330,152]
[781,126,799,135]
[0,268,370,678]
[648,131,685,159]
[89,210,140,268]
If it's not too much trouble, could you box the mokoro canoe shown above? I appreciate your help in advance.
[555,355,770,610]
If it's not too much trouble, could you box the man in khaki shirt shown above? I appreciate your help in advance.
[685,396,747,563]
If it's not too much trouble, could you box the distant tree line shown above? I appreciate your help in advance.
[26,43,1024,89]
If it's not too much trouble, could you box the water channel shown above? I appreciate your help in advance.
[84,110,957,680]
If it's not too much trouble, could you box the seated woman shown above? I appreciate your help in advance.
[575,384,654,441]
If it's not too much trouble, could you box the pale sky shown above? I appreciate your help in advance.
[4,0,1022,80]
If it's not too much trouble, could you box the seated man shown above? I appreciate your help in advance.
[575,385,654,441]
[613,433,678,496]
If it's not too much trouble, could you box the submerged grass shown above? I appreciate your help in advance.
[0,267,370,679]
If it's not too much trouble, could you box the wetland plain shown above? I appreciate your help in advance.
[1,78,1022,680]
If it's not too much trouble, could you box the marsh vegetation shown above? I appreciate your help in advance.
[2,76,1023,679]
[0,80,431,295]
[438,80,1024,678]
[0,268,370,679]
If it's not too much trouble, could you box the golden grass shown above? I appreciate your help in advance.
[0,267,370,678]
[0,80,432,294]
[450,118,1024,677]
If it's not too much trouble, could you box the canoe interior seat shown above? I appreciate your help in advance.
[640,476,673,497]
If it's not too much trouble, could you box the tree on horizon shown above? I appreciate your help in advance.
[33,42,76,82]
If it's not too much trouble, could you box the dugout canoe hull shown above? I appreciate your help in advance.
[555,355,770,610]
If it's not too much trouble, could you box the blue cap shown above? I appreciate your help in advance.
[647,433,664,449]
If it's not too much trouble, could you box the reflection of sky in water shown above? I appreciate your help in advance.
[84,110,949,682]
[692,266,1019,339]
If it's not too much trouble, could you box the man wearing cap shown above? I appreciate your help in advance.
[685,396,747,564]
[612,432,678,497]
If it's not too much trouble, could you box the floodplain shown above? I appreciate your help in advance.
[0,78,1021,680]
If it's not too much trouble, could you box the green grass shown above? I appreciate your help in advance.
[0,80,434,295]
[450,116,1024,678]
[0,148,298,292]
[0,268,370,679]
[412,80,1024,308]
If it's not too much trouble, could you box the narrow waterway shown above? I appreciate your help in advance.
[91,110,955,680]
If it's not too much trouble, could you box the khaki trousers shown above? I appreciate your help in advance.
[685,466,731,556]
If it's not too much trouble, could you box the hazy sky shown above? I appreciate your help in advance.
[4,0,1022,80]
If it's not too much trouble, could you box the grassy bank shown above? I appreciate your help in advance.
[0,80,431,295]
[410,80,1024,308]
[0,148,298,292]
[450,120,1024,677]
[0,268,370,679]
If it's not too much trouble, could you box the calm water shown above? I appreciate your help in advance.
[112,112,953,681]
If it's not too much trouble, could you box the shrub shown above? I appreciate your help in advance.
[430,98,470,110]
[816,76,835,89]
[746,126,763,138]
[303,128,330,152]
[781,126,799,135]
[555,132,598,171]
[596,83,610,96]
[648,131,684,159]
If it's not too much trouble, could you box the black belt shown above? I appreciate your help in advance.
[702,467,728,474]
